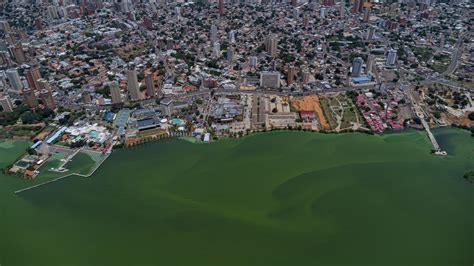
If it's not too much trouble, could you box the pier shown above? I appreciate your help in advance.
[415,107,447,156]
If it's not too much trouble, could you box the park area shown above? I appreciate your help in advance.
[319,93,362,131]
[34,149,108,183]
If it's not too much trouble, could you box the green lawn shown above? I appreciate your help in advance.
[0,139,30,168]
[33,150,107,184]
[179,136,204,144]
[429,63,448,73]
[35,152,67,181]
[62,150,106,176]
[319,96,338,129]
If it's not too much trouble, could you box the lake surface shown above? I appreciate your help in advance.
[0,128,472,266]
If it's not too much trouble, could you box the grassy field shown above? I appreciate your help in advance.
[179,136,203,144]
[430,63,449,73]
[319,96,338,129]
[62,150,106,176]
[36,152,66,178]
[25,149,108,186]
[339,96,358,129]
[0,128,473,265]
[0,139,30,167]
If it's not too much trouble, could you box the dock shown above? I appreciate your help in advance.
[415,107,447,156]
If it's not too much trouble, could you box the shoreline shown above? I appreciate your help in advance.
[3,126,472,194]
[122,125,469,148]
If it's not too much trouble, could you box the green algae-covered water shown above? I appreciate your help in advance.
[0,128,473,266]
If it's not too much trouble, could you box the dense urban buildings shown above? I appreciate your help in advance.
[0,0,473,149]
[0,1,473,265]
[0,0,472,153]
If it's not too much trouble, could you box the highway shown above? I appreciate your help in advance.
[440,31,467,77]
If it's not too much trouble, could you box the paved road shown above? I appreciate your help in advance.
[440,32,467,77]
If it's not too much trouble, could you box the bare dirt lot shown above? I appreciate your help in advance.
[291,95,329,129]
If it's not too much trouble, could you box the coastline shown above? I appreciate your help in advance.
[2,126,472,193]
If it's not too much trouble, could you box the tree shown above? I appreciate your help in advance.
[20,111,41,124]
[468,112,474,121]
[95,85,111,97]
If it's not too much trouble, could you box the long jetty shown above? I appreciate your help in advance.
[421,118,441,152]
[415,107,446,155]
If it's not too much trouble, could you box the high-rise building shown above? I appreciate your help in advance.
[175,7,181,19]
[59,6,68,18]
[145,74,155,98]
[156,79,163,99]
[0,95,14,112]
[40,89,56,109]
[47,5,60,19]
[228,30,235,43]
[236,70,242,90]
[351,57,363,77]
[6,68,23,91]
[260,71,280,88]
[302,68,310,84]
[142,16,153,30]
[226,47,234,61]
[303,15,309,27]
[37,78,52,92]
[320,7,327,18]
[287,65,295,85]
[26,67,41,90]
[366,26,375,40]
[34,17,42,30]
[218,0,224,15]
[0,20,11,33]
[119,0,130,13]
[386,49,397,66]
[249,56,257,68]
[4,35,14,46]
[210,25,218,44]
[212,42,220,58]
[293,9,299,19]
[359,0,365,12]
[265,36,278,57]
[339,2,345,17]
[322,0,335,6]
[386,20,399,31]
[97,95,105,105]
[11,45,26,63]
[82,92,92,104]
[0,71,6,89]
[109,81,122,104]
[0,51,11,66]
[126,69,140,101]
[439,34,445,50]
[352,0,361,13]
[22,88,38,108]
[366,54,374,73]
[363,7,371,22]
[388,3,398,17]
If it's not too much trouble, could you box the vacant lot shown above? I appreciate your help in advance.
[292,95,329,129]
